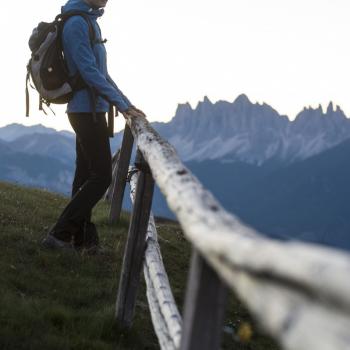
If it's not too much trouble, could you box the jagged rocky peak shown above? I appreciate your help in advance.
[327,101,334,114]
[296,104,326,121]
[175,101,192,114]
[194,96,214,111]
[297,102,346,120]
[233,93,251,104]
[172,102,193,122]
[174,94,253,120]
[202,95,212,105]
[230,94,255,118]
[325,101,346,119]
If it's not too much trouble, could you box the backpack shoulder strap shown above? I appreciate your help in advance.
[56,11,96,46]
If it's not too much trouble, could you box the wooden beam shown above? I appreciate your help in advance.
[115,152,155,328]
[104,149,120,202]
[180,250,228,350]
[109,125,134,223]
[129,169,182,348]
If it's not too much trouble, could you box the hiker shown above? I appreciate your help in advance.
[42,0,145,253]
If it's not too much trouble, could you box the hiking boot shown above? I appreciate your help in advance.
[41,234,73,250]
[80,244,106,256]
[74,222,100,254]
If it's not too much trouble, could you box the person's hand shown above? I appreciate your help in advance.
[122,106,146,119]
[131,106,146,118]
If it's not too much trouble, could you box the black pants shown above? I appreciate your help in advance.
[52,112,112,242]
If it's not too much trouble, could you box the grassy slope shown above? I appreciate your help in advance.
[0,181,281,350]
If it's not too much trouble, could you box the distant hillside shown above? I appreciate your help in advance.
[0,181,280,350]
[0,151,73,194]
[0,123,74,142]
[0,124,75,194]
[234,138,350,250]
[151,143,350,253]
[8,132,75,165]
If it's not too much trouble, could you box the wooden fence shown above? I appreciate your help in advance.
[106,116,350,350]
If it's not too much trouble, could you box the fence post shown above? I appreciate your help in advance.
[104,149,120,202]
[109,125,134,223]
[180,250,229,350]
[115,150,155,328]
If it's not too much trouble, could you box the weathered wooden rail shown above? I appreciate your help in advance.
[106,116,350,350]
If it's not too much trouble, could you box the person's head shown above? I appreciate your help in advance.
[84,0,108,9]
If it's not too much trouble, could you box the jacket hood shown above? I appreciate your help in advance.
[61,0,104,18]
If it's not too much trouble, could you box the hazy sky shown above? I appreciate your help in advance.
[1,0,350,132]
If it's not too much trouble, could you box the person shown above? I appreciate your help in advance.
[42,0,145,253]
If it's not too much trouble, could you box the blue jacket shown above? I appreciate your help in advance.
[61,0,132,113]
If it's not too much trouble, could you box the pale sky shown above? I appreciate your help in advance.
[1,0,350,132]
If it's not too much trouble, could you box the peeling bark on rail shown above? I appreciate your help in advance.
[129,170,182,349]
[125,115,350,350]
[144,264,177,350]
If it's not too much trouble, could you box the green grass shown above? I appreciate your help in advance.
[0,181,281,350]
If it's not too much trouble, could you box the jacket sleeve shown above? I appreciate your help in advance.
[62,17,130,112]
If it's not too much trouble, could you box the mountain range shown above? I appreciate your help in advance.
[151,95,350,164]
[1,94,349,251]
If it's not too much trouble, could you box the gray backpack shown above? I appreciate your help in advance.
[25,11,95,116]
